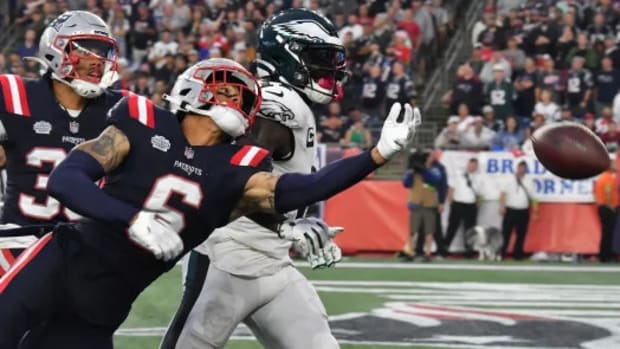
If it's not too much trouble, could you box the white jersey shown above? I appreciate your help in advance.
[196,82,317,277]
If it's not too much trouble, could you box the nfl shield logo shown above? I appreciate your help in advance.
[184,147,194,159]
[69,121,79,134]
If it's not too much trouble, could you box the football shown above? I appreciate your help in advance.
[531,123,610,180]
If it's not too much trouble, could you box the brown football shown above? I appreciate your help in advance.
[531,123,610,179]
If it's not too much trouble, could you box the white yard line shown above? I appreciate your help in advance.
[295,261,620,272]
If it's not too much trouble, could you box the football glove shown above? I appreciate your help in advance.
[279,217,344,269]
[128,211,184,262]
[376,103,422,160]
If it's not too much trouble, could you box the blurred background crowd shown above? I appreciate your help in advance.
[438,0,620,154]
[0,0,460,151]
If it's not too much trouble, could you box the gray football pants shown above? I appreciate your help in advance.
[166,252,339,349]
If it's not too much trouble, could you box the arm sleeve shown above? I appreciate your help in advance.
[47,150,139,226]
[274,150,380,213]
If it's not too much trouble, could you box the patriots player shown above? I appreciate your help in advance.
[161,9,351,349]
[0,11,124,275]
[0,58,418,348]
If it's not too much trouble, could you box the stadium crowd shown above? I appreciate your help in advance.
[0,0,460,150]
[439,0,620,154]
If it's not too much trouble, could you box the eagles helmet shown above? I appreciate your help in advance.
[257,9,347,104]
[163,58,262,138]
[37,11,119,98]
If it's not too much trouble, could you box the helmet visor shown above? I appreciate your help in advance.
[300,46,346,70]
[70,38,117,60]
[193,66,262,125]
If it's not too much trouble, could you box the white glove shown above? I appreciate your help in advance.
[127,211,184,262]
[280,217,344,269]
[376,103,422,160]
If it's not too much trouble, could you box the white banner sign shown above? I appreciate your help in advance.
[439,151,605,203]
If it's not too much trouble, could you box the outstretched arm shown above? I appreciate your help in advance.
[234,103,420,215]
[47,125,137,226]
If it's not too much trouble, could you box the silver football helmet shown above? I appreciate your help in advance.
[36,11,119,98]
[163,58,262,138]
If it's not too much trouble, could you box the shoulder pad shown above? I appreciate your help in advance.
[0,74,31,117]
[258,82,308,129]
[230,145,271,168]
[111,94,156,128]
[107,94,159,132]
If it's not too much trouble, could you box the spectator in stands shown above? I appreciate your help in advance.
[131,71,152,97]
[130,3,157,65]
[454,103,475,132]
[431,0,450,47]
[319,101,347,144]
[461,116,496,150]
[480,51,512,84]
[384,61,416,117]
[396,9,421,52]
[412,0,436,81]
[443,157,481,257]
[403,149,447,262]
[149,30,179,69]
[596,106,615,135]
[342,119,373,150]
[583,112,597,132]
[472,12,496,47]
[560,105,575,122]
[555,24,576,71]
[361,64,386,120]
[599,120,620,152]
[502,35,526,72]
[586,12,613,44]
[492,116,524,150]
[16,28,37,59]
[536,55,562,103]
[514,57,538,126]
[443,63,483,115]
[565,56,594,118]
[482,104,504,132]
[478,13,507,50]
[469,43,485,74]
[499,160,538,260]
[434,116,462,150]
[524,7,559,57]
[595,56,620,113]
[594,160,618,263]
[533,89,561,123]
[108,5,130,60]
[485,64,515,120]
[566,32,599,71]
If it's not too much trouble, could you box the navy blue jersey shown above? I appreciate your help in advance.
[0,74,126,226]
[75,95,271,288]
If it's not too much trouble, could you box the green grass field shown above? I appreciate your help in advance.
[114,258,620,349]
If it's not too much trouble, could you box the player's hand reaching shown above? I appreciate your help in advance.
[128,211,184,262]
[376,103,422,161]
[278,217,344,269]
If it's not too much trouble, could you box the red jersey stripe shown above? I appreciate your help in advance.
[14,75,30,117]
[0,75,14,115]
[0,233,52,294]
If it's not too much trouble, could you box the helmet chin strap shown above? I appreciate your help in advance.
[162,94,248,138]
[50,67,118,99]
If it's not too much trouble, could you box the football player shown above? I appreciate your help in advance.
[161,9,351,349]
[0,58,418,348]
[0,11,125,275]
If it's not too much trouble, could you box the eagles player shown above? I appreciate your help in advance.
[0,11,124,275]
[0,58,418,348]
[160,9,350,349]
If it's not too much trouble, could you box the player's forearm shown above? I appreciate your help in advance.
[48,150,139,226]
[273,150,380,213]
